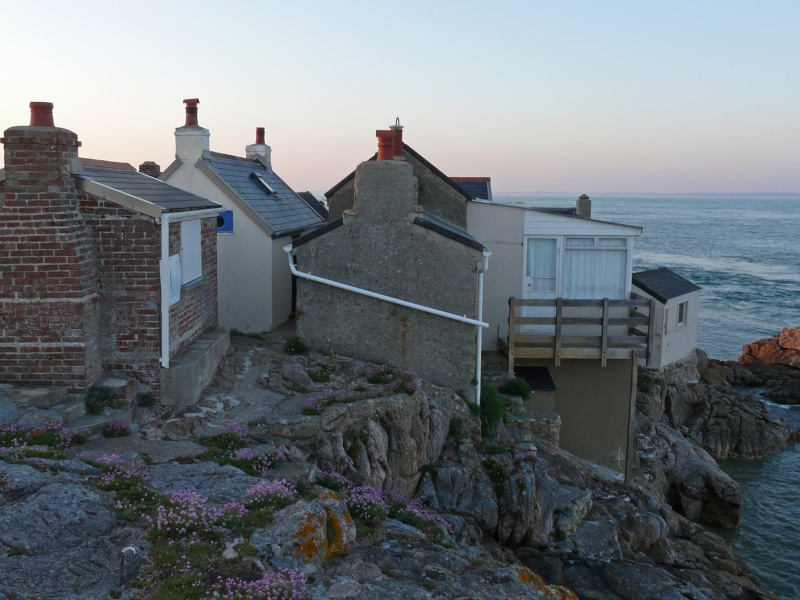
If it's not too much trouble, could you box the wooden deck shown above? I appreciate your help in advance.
[501,295,655,370]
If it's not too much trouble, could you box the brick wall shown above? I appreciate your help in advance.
[79,195,162,394]
[167,217,218,357]
[0,125,103,392]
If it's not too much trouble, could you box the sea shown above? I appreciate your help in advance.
[495,193,800,599]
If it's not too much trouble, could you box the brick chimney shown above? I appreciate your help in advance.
[390,118,404,159]
[576,194,591,218]
[0,102,102,391]
[245,127,272,168]
[174,98,209,161]
[139,161,161,178]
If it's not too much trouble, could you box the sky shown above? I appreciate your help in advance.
[2,0,799,194]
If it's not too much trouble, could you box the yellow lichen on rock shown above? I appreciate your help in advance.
[291,513,328,561]
[518,566,579,600]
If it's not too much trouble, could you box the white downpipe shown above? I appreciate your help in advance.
[284,245,489,328]
[475,248,492,405]
[159,214,172,368]
[158,208,222,369]
[285,244,490,405]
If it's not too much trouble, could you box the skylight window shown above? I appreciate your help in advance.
[250,172,276,195]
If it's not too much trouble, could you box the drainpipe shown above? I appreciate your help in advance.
[159,214,172,368]
[475,248,492,405]
[284,245,490,400]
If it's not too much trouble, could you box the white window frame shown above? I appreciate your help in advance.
[180,219,202,285]
[677,300,688,327]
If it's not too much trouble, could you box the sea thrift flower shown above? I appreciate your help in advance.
[102,419,131,438]
[345,486,388,523]
[244,479,298,510]
[229,447,275,476]
[209,569,306,600]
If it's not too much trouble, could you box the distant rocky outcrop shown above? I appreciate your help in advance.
[634,349,794,529]
[740,326,800,370]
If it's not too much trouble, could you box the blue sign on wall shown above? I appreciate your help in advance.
[217,210,234,232]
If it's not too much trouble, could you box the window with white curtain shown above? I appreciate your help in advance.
[526,238,557,291]
[562,237,627,299]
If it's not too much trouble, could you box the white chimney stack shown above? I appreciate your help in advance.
[174,98,210,161]
[246,127,272,168]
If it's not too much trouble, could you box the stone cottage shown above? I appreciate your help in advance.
[0,102,227,405]
[291,128,490,400]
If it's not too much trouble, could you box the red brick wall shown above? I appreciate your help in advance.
[79,202,219,398]
[79,195,163,394]
[0,125,103,392]
[167,218,218,356]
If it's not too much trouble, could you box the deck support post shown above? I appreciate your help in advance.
[624,349,638,485]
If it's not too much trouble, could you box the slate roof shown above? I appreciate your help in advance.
[632,267,701,304]
[298,191,329,219]
[451,177,491,201]
[413,213,485,252]
[77,164,220,212]
[203,152,324,236]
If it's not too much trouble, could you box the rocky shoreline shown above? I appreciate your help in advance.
[0,330,796,599]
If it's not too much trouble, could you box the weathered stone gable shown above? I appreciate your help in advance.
[327,149,468,228]
[297,160,481,397]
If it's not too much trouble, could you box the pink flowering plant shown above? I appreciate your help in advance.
[365,366,419,396]
[209,569,306,600]
[344,485,388,525]
[102,418,131,438]
[243,478,298,511]
[0,419,84,460]
[197,427,282,477]
[314,469,351,493]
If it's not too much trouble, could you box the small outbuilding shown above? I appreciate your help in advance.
[632,267,701,369]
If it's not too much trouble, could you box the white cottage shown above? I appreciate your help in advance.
[161,99,324,333]
[466,195,652,478]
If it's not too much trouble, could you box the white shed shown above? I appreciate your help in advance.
[632,267,701,369]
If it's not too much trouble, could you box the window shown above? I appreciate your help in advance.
[180,219,202,284]
[526,238,557,292]
[562,237,627,299]
[677,301,688,326]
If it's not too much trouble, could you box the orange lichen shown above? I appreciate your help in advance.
[518,567,579,600]
[323,507,351,559]
[291,513,328,561]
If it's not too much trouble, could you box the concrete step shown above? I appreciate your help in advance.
[0,384,69,410]
[51,398,86,421]
[98,377,137,409]
[162,327,230,406]
[68,408,134,437]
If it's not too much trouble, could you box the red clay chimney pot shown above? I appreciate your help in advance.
[183,98,200,126]
[255,127,265,145]
[376,129,395,161]
[30,102,55,127]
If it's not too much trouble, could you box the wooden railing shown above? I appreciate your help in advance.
[500,295,655,370]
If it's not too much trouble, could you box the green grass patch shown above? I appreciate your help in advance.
[284,336,308,355]
[498,377,531,399]
[85,385,114,415]
[307,368,331,383]
[479,383,506,432]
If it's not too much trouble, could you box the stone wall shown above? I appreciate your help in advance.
[296,160,481,398]
[0,124,102,392]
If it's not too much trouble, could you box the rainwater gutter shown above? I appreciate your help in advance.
[284,244,491,403]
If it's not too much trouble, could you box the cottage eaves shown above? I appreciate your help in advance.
[75,164,221,218]
[632,267,701,304]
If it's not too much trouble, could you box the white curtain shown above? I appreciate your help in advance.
[563,249,626,299]
[526,238,557,292]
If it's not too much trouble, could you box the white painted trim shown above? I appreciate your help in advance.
[160,214,172,368]
[475,248,492,405]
